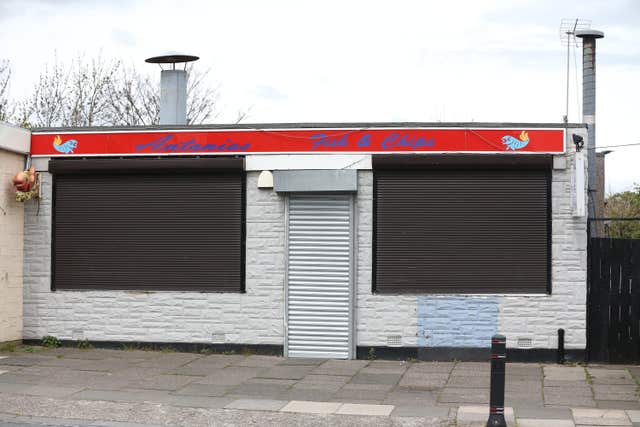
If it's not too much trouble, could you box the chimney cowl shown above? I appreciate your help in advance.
[575,29,605,39]
[145,52,199,64]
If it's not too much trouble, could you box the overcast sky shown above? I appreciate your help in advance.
[1,0,638,192]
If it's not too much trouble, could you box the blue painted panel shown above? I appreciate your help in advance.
[417,296,498,348]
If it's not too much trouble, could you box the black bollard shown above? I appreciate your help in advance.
[486,334,507,427]
[557,329,565,364]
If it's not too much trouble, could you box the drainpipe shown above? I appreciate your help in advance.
[576,30,604,236]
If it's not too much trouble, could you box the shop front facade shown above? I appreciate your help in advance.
[22,123,588,360]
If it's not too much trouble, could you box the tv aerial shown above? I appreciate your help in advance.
[559,18,591,123]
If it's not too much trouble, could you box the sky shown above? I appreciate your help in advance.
[0,0,638,193]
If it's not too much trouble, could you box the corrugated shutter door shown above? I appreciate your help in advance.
[287,194,353,359]
[53,169,243,292]
[374,169,550,294]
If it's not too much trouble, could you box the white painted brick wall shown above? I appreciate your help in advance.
[355,132,588,349]
[499,129,588,350]
[23,172,286,345]
[0,150,24,343]
[355,171,418,347]
[24,148,587,351]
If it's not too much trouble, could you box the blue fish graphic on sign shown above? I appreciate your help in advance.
[53,135,78,154]
[502,131,530,151]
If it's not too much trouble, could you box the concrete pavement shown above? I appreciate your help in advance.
[1,347,639,426]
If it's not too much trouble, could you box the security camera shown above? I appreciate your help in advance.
[572,134,584,151]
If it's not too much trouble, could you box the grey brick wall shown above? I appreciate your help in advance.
[23,172,286,344]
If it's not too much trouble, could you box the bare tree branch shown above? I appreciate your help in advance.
[0,59,11,122]
[4,54,241,128]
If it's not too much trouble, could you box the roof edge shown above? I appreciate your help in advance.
[31,121,586,133]
[0,121,30,154]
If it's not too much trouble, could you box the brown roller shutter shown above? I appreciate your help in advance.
[374,167,550,294]
[51,158,244,292]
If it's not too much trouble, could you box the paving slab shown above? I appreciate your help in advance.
[544,366,587,381]
[350,373,401,385]
[628,410,640,422]
[390,404,450,418]
[506,363,543,377]
[545,386,594,397]
[224,398,289,411]
[164,394,233,408]
[166,364,215,376]
[449,368,490,378]
[127,374,196,391]
[55,349,120,360]
[171,383,234,397]
[597,401,640,410]
[195,367,263,385]
[589,369,634,384]
[383,389,436,406]
[454,362,491,372]
[198,354,247,366]
[280,400,342,414]
[109,367,167,380]
[505,393,544,408]
[257,365,316,380]
[446,375,489,388]
[594,393,638,402]
[360,361,410,374]
[546,380,592,388]
[71,389,172,404]
[516,406,573,419]
[406,362,454,374]
[298,374,351,384]
[439,388,490,404]
[0,382,32,393]
[291,382,343,393]
[278,358,327,366]
[332,387,388,403]
[456,405,515,425]
[21,385,86,398]
[0,373,43,385]
[544,392,596,407]
[398,372,448,389]
[0,356,52,366]
[277,389,337,402]
[231,355,283,368]
[335,403,394,416]
[518,419,575,427]
[312,360,368,376]
[229,384,290,397]
[572,408,631,426]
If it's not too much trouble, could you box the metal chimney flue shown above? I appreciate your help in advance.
[145,52,199,125]
[576,29,604,235]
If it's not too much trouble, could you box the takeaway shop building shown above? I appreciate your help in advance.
[23,123,588,360]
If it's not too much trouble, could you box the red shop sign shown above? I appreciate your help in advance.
[31,127,565,156]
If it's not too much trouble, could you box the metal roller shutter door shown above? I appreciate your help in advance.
[286,194,353,359]
[52,160,244,292]
[374,169,550,294]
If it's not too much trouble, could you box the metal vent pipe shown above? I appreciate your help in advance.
[145,53,199,126]
[576,29,604,235]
